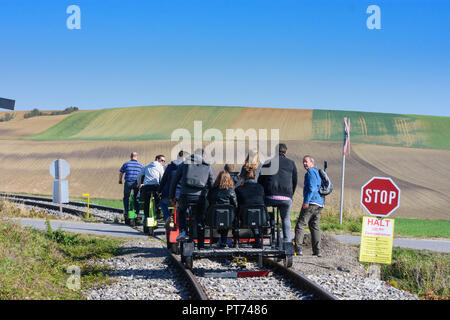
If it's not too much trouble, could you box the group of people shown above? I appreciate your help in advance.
[119,144,326,257]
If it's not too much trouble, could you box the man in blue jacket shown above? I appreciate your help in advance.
[294,155,324,257]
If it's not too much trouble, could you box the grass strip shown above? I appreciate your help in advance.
[381,248,449,299]
[0,218,124,299]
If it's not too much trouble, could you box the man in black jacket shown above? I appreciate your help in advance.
[258,143,297,243]
[158,150,188,228]
[170,149,215,247]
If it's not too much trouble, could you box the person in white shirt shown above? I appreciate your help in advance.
[137,155,166,221]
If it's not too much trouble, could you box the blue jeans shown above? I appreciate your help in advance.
[264,198,293,242]
[123,180,140,215]
[159,197,171,221]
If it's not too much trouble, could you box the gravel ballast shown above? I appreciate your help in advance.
[85,239,192,300]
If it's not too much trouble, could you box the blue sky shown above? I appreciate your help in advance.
[1,0,449,116]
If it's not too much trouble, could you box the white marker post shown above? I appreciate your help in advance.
[339,117,350,225]
[50,159,70,212]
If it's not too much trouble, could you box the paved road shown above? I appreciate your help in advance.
[12,218,149,239]
[10,218,450,253]
[333,234,450,253]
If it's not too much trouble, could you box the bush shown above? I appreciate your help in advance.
[381,248,450,299]
[24,108,44,119]
[50,107,79,115]
[23,107,78,119]
[0,112,16,122]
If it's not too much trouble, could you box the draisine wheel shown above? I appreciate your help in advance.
[284,255,293,268]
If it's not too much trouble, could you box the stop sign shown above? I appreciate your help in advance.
[361,177,401,217]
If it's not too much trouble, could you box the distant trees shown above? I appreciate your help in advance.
[50,106,79,115]
[0,112,16,122]
[24,108,44,119]
[24,107,79,119]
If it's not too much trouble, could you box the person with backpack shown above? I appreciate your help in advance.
[158,150,189,228]
[258,143,297,243]
[207,171,238,247]
[137,154,166,225]
[294,155,325,257]
[170,149,215,247]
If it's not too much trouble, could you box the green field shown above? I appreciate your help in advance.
[312,109,450,149]
[28,106,244,141]
[27,106,450,150]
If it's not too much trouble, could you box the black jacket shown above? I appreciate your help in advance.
[258,153,298,198]
[207,187,238,208]
[158,159,183,199]
[169,154,215,199]
[235,181,265,207]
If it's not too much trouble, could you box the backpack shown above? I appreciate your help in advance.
[318,161,333,196]
[184,158,211,189]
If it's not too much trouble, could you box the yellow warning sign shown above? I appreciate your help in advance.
[359,217,395,264]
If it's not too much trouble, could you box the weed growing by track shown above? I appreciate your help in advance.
[381,248,449,299]
[0,198,48,219]
[0,217,124,299]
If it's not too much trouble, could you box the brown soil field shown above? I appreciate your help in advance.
[228,108,313,140]
[0,111,73,139]
[0,139,448,220]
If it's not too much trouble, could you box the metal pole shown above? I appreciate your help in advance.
[339,119,346,225]
[57,159,63,214]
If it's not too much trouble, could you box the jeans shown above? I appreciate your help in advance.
[294,204,323,254]
[159,197,171,221]
[123,180,139,216]
[264,198,293,242]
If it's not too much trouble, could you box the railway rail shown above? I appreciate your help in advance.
[1,192,338,300]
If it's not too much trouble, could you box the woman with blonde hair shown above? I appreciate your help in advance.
[207,171,238,247]
[239,149,263,182]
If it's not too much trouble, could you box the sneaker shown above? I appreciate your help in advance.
[295,249,303,256]
[312,252,322,257]
[176,231,186,242]
[164,218,171,229]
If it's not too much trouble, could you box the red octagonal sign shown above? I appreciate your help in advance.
[361,177,401,217]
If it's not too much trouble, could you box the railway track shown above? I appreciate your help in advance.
[1,192,337,300]
[0,193,123,221]
[156,231,337,300]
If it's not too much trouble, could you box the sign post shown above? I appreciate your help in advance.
[359,177,401,278]
[339,117,350,224]
[50,159,70,212]
[82,193,90,219]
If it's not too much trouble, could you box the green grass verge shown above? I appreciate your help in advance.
[290,209,450,239]
[381,248,449,299]
[0,218,124,299]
